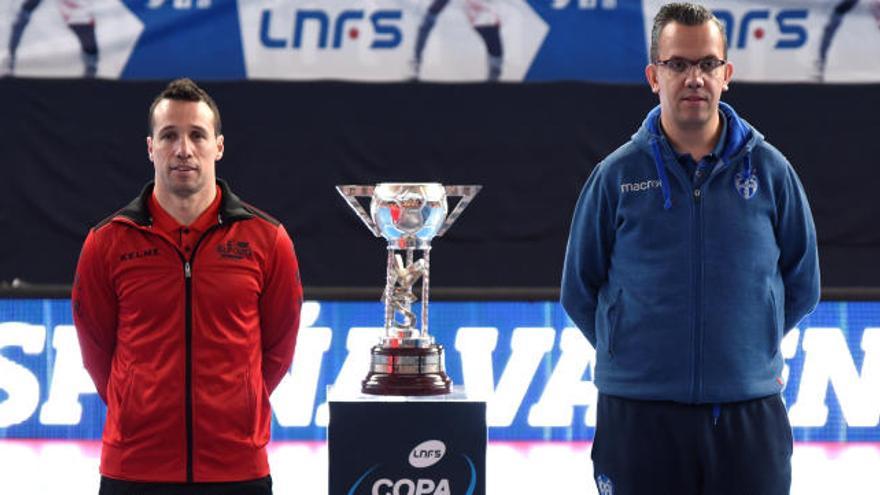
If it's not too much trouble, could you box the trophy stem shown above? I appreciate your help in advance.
[406,248,415,335]
[384,249,395,338]
[422,249,430,338]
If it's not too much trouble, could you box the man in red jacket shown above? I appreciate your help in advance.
[73,78,303,495]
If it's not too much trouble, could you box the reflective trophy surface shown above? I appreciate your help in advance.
[337,183,481,395]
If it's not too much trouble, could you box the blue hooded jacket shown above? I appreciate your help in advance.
[561,102,820,404]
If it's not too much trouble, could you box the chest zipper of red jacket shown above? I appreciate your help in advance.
[183,259,194,482]
[181,221,224,482]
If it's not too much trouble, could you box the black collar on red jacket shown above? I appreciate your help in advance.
[102,179,259,228]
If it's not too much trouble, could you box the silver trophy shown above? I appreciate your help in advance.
[337,183,481,395]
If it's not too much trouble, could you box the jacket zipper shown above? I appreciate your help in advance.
[691,186,703,403]
[183,259,193,482]
[139,229,197,482]
[690,157,725,402]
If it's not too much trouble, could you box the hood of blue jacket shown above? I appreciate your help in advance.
[632,101,764,210]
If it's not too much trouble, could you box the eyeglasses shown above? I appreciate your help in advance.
[655,57,727,75]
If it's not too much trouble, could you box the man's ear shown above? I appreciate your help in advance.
[722,61,734,91]
[645,64,660,94]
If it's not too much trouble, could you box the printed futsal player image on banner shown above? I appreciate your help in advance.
[411,0,504,82]
[814,0,880,81]
[4,0,99,77]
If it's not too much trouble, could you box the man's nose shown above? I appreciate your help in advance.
[684,66,705,88]
[175,136,193,157]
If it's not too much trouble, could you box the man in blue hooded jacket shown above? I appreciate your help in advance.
[561,3,820,494]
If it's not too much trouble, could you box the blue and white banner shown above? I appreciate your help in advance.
[1,0,878,82]
[1,299,879,442]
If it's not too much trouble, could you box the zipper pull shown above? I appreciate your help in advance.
[712,404,721,427]
[184,261,192,279]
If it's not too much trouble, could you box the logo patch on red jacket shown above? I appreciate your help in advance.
[217,240,253,260]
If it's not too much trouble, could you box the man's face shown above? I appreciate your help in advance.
[646,21,733,131]
[147,99,223,198]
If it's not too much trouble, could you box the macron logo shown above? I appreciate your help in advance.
[620,180,661,193]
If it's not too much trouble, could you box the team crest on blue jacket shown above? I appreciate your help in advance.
[596,474,614,495]
[735,172,758,200]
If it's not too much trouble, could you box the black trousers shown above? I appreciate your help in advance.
[592,393,792,495]
[99,476,272,495]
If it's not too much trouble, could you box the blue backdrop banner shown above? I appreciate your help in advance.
[1,299,878,442]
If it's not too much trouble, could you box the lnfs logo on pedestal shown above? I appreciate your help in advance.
[348,439,477,495]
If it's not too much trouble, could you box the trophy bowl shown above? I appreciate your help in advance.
[371,183,448,249]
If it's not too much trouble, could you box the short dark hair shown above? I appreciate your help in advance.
[148,78,221,136]
[650,3,727,63]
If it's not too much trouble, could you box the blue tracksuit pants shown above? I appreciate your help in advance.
[591,393,792,495]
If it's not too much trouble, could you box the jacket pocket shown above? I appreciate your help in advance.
[606,289,623,358]
[104,368,134,446]
[768,289,780,356]
[253,379,271,449]
[117,367,136,443]
[244,371,257,445]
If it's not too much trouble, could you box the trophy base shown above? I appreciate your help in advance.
[362,345,452,396]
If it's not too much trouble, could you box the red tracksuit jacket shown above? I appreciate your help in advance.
[72,180,302,482]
